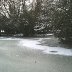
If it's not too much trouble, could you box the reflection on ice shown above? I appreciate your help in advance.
[19,39,72,56]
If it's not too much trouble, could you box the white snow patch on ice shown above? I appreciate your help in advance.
[19,38,72,56]
[19,39,45,50]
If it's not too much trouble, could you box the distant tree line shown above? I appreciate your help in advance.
[0,0,72,43]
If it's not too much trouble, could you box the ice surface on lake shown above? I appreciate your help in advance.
[0,37,72,56]
[19,38,72,56]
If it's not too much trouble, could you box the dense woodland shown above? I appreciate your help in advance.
[0,0,72,43]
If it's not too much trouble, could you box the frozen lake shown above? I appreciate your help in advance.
[0,37,72,56]
[0,37,72,72]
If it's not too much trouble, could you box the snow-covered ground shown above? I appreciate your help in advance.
[19,38,72,56]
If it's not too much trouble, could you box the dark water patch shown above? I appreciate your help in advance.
[50,51,58,53]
